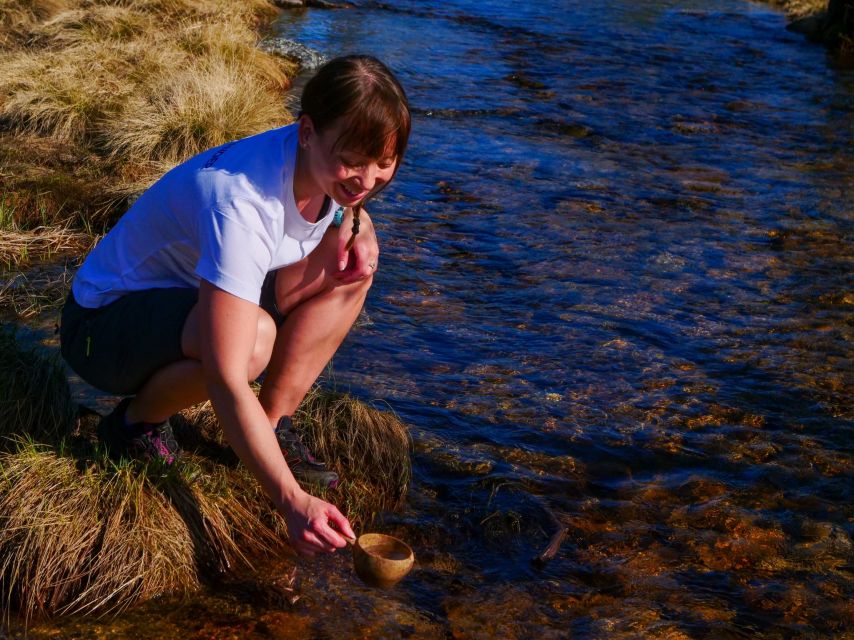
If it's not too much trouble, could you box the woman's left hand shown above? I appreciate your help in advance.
[334,208,379,284]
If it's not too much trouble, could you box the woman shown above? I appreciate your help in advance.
[60,55,411,556]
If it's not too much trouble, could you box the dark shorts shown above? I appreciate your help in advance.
[60,273,283,396]
[60,287,199,395]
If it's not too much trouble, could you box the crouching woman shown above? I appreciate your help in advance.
[59,55,411,557]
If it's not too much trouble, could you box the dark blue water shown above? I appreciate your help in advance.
[260,1,854,637]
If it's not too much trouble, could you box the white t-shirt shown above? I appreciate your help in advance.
[72,123,339,309]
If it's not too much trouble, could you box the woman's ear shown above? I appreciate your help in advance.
[298,115,315,150]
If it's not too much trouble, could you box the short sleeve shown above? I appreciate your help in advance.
[195,198,274,304]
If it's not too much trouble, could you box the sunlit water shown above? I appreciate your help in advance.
[20,0,853,638]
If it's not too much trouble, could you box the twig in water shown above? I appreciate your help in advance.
[532,526,569,568]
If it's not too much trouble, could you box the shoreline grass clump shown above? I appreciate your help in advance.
[0,0,70,48]
[0,333,412,619]
[0,327,75,446]
[0,443,288,621]
[295,387,412,518]
[177,385,413,531]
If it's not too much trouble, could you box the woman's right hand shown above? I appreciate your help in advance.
[280,489,355,556]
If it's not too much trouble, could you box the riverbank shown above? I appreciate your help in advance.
[0,325,410,620]
[0,0,412,621]
[0,0,294,263]
[767,0,854,55]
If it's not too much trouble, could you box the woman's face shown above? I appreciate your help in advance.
[300,116,398,206]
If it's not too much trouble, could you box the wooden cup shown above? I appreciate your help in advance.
[351,533,414,588]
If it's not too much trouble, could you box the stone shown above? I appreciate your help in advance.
[270,0,306,8]
[257,37,327,71]
[306,0,353,8]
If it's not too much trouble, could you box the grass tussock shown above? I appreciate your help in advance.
[0,328,75,446]
[103,56,290,163]
[178,386,413,531]
[0,445,287,620]
[0,0,71,47]
[0,332,411,618]
[296,387,412,516]
[0,0,293,229]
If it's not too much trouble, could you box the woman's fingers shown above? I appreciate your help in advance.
[297,529,337,555]
[326,505,357,541]
[286,495,354,555]
[314,508,356,549]
[333,209,379,283]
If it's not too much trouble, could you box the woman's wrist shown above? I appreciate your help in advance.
[275,483,307,515]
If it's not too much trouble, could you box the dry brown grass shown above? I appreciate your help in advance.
[0,332,411,619]
[0,331,281,619]
[0,0,293,228]
[178,385,413,531]
[0,226,94,269]
[103,55,290,163]
[0,327,75,447]
[0,261,74,319]
[295,387,412,514]
[0,445,287,620]
[0,0,71,48]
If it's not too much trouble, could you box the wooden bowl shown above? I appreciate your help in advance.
[352,533,414,588]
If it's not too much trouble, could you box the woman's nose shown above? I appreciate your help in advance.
[357,163,383,192]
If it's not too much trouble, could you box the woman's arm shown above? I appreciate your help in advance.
[198,279,355,555]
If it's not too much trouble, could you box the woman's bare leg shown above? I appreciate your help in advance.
[124,307,277,424]
[258,228,372,425]
[124,225,370,426]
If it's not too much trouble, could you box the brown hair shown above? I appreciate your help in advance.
[300,54,410,162]
[300,55,411,249]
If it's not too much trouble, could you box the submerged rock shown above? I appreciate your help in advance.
[258,37,327,71]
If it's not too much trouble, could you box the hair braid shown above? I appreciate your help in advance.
[344,204,361,251]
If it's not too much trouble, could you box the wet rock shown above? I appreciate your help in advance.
[772,0,854,53]
[271,0,306,8]
[257,37,327,71]
[273,0,353,8]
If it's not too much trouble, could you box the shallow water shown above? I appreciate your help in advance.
[18,0,853,638]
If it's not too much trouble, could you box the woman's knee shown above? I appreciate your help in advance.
[342,272,373,299]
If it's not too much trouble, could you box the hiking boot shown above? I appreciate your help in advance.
[97,397,180,465]
[275,416,339,490]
